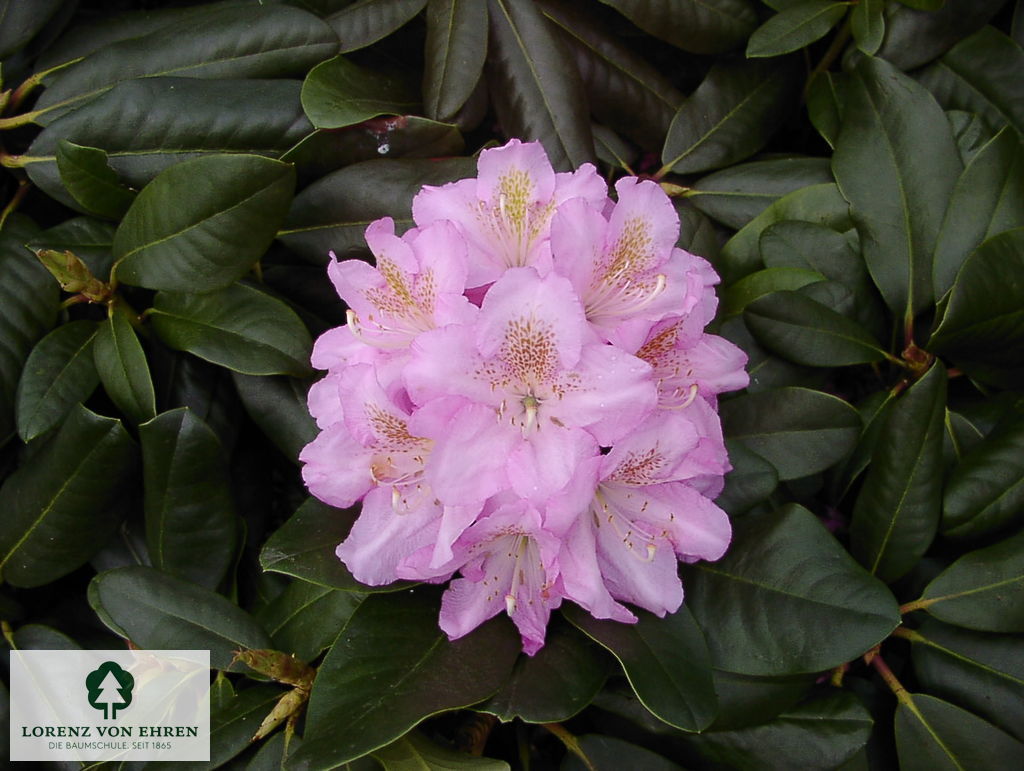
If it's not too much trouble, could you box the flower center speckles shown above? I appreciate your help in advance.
[499,316,559,388]
[584,216,667,320]
[609,446,668,486]
[360,259,437,334]
[636,323,700,408]
[593,488,665,563]
[478,170,556,269]
[365,405,432,511]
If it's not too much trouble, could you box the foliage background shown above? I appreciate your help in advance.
[1,0,1023,768]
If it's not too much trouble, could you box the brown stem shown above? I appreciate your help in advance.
[804,17,853,101]
[544,723,596,771]
[868,652,913,706]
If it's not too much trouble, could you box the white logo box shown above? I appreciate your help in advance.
[9,649,210,762]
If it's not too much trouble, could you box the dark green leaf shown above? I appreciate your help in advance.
[0,0,63,58]
[327,0,426,51]
[112,154,296,293]
[150,282,313,377]
[895,693,1024,770]
[919,529,1024,633]
[32,5,338,124]
[943,408,985,471]
[146,684,284,771]
[0,229,59,445]
[850,363,946,583]
[11,623,82,651]
[423,0,488,123]
[232,373,317,464]
[829,389,897,502]
[563,603,716,732]
[715,439,779,516]
[942,417,1024,540]
[26,217,116,280]
[718,183,852,285]
[805,71,846,149]
[256,580,362,663]
[947,109,995,166]
[832,56,961,321]
[676,204,722,261]
[55,140,136,220]
[933,129,1024,300]
[292,588,519,769]
[542,0,684,150]
[25,79,310,211]
[744,290,886,367]
[661,59,798,175]
[301,55,419,129]
[687,157,833,230]
[720,387,861,480]
[487,0,595,171]
[929,228,1024,377]
[261,497,413,593]
[709,670,815,731]
[720,267,825,317]
[480,616,608,724]
[719,316,828,394]
[15,320,99,442]
[597,0,757,55]
[851,0,885,55]
[910,617,1024,742]
[140,408,236,590]
[897,0,946,9]
[874,0,1005,70]
[373,731,509,771]
[93,302,157,425]
[746,1,847,58]
[682,505,900,675]
[0,405,135,588]
[278,157,475,263]
[283,116,464,185]
[684,690,873,770]
[88,565,272,668]
[563,735,682,771]
[918,26,1024,136]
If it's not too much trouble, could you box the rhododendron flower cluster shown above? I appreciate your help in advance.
[301,140,749,655]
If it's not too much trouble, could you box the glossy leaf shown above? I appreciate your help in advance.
[149,282,313,377]
[112,154,296,293]
[832,56,961,321]
[93,302,156,425]
[32,5,338,124]
[11,623,82,651]
[256,579,362,663]
[947,109,995,166]
[301,55,419,129]
[140,408,236,590]
[919,529,1024,633]
[373,731,509,771]
[684,691,872,770]
[895,693,1024,770]
[687,157,833,230]
[55,140,136,220]
[487,0,595,171]
[260,497,405,593]
[942,417,1024,540]
[714,439,779,516]
[327,0,427,52]
[851,0,885,55]
[278,157,475,263]
[929,228,1024,378]
[720,316,827,394]
[718,183,852,285]
[709,669,815,731]
[910,617,1024,742]
[744,290,886,367]
[850,363,946,583]
[661,59,798,175]
[232,373,317,464]
[918,26,1024,136]
[933,128,1024,299]
[681,505,900,675]
[25,79,310,211]
[746,1,847,58]
[830,390,897,502]
[88,565,272,669]
[292,588,520,768]
[720,387,861,481]
[542,0,683,150]
[874,0,1005,71]
[0,405,135,588]
[423,0,488,122]
[597,0,757,55]
[563,603,717,732]
[479,616,608,724]
[563,735,682,771]
[0,0,63,59]
[15,320,99,442]
[719,267,825,317]
[0,229,60,445]
[26,217,116,280]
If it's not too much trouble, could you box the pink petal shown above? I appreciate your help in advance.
[299,423,374,508]
[476,138,555,206]
[594,521,684,617]
[507,425,597,503]
[558,517,637,624]
[404,324,492,407]
[600,411,700,485]
[550,197,607,295]
[553,163,609,207]
[307,373,343,429]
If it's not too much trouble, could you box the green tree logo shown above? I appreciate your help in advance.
[85,661,135,719]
